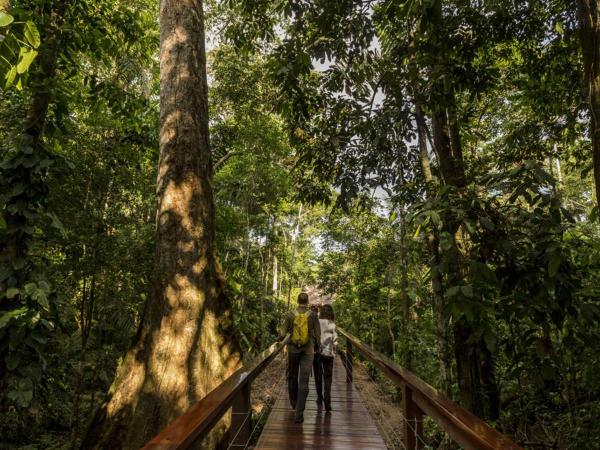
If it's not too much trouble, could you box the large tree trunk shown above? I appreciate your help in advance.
[80,1,240,448]
[578,0,600,211]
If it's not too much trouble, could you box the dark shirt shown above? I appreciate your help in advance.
[282,305,321,354]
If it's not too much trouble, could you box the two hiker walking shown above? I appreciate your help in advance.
[281,292,338,423]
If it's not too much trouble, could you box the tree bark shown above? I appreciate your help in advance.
[80,1,241,448]
[272,254,278,294]
[578,0,600,215]
[398,207,412,369]
[431,98,499,420]
[414,103,452,394]
[286,203,303,307]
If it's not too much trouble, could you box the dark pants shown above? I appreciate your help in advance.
[314,353,334,409]
[287,351,313,419]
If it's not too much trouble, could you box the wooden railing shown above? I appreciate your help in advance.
[142,335,289,450]
[338,327,523,450]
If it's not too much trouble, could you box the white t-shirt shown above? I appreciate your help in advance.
[319,319,338,357]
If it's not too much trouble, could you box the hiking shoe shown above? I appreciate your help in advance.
[325,405,332,412]
[294,415,304,423]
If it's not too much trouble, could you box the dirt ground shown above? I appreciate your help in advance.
[351,360,407,450]
[250,353,287,411]
[245,353,288,447]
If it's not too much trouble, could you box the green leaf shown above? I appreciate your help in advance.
[413,223,422,239]
[548,253,561,278]
[6,287,19,299]
[0,308,27,329]
[12,258,26,270]
[446,286,460,298]
[17,48,37,74]
[5,353,20,371]
[48,213,67,238]
[0,12,14,27]
[424,210,441,226]
[0,214,6,230]
[5,66,17,89]
[463,303,474,322]
[461,285,474,298]
[484,329,497,352]
[7,387,33,407]
[31,288,49,309]
[24,21,40,48]
[24,282,37,296]
[590,205,598,222]
[479,216,495,230]
[0,266,12,282]
[463,220,475,235]
[38,280,50,292]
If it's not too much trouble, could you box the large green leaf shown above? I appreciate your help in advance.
[5,66,17,89]
[5,353,20,371]
[548,252,561,278]
[0,12,14,27]
[24,21,40,48]
[16,48,37,74]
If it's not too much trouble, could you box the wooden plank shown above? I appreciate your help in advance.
[255,357,387,449]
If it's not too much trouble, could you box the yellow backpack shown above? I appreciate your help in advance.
[291,311,309,347]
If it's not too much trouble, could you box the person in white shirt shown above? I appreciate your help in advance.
[313,304,337,412]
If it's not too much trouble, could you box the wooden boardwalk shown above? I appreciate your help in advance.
[254,357,387,449]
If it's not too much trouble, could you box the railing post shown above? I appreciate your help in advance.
[346,340,353,383]
[402,383,424,450]
[230,382,252,448]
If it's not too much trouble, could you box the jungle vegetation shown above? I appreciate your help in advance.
[1,0,600,448]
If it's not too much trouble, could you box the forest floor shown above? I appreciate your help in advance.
[248,352,288,446]
[351,360,406,450]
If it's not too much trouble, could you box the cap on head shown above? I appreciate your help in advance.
[297,292,309,304]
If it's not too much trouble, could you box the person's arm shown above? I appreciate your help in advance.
[333,324,338,354]
[278,313,291,340]
[313,314,321,352]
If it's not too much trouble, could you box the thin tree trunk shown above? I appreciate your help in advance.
[578,0,600,216]
[272,254,278,295]
[399,209,411,369]
[415,102,452,394]
[80,1,241,448]
[286,203,303,307]
[384,280,395,358]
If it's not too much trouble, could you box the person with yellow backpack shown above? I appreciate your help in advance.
[280,292,321,423]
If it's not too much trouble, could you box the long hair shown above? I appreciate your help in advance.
[319,304,335,321]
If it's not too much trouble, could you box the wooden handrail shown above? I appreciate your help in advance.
[142,335,290,450]
[338,327,523,450]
